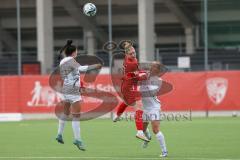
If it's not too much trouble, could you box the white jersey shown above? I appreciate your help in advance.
[59,57,88,103]
[60,57,88,87]
[140,76,162,111]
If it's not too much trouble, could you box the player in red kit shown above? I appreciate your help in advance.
[113,42,151,142]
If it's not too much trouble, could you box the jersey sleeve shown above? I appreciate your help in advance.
[78,65,89,72]
[70,58,80,68]
[78,64,100,72]
[68,58,89,72]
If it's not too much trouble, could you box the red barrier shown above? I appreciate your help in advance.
[0,71,240,113]
[161,71,240,111]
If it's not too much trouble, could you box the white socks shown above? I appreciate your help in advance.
[72,121,81,141]
[57,113,81,141]
[57,120,65,135]
[137,130,144,135]
[156,131,167,153]
[144,128,151,139]
[57,120,81,141]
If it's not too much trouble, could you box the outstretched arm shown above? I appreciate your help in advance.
[70,58,102,72]
[78,64,102,72]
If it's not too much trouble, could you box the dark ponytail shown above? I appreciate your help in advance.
[58,39,77,60]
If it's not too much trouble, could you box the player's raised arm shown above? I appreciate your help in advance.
[78,63,102,72]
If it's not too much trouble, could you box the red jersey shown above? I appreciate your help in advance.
[123,56,139,77]
[120,55,148,105]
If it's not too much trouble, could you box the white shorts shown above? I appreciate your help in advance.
[63,94,82,104]
[142,109,161,122]
[62,82,82,104]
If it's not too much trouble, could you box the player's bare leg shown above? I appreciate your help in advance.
[71,101,85,151]
[56,101,70,144]
[151,120,168,157]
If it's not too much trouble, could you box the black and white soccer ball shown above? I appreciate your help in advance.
[83,3,97,16]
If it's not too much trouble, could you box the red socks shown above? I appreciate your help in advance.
[135,110,143,130]
[116,103,144,131]
[116,102,128,117]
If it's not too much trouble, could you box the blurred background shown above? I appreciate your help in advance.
[1,0,240,75]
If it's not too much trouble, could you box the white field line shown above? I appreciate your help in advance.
[0,157,238,160]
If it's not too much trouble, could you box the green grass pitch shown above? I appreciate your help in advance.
[0,117,240,160]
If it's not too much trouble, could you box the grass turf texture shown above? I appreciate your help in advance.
[0,117,240,160]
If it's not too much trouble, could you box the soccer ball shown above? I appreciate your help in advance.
[83,3,97,16]
[232,111,237,117]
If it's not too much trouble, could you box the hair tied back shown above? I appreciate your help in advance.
[67,39,73,46]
